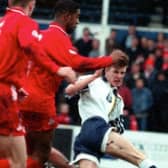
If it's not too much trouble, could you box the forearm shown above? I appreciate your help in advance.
[65,74,96,96]
[72,55,113,72]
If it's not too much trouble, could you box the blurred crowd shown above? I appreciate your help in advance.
[56,25,168,133]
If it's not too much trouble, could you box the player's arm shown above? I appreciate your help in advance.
[69,49,127,72]
[65,70,101,96]
[67,49,113,72]
[57,67,77,84]
[44,34,126,72]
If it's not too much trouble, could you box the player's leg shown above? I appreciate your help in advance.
[49,147,73,168]
[0,84,27,168]
[26,130,53,166]
[27,130,73,168]
[104,131,157,168]
[78,159,98,168]
[0,135,27,168]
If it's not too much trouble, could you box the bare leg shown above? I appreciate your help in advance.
[26,130,53,166]
[79,160,98,168]
[105,132,146,166]
[0,135,27,168]
[49,148,73,168]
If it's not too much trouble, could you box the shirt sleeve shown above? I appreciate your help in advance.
[65,47,113,72]
[42,32,113,72]
[17,17,60,74]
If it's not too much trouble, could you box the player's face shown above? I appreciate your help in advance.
[66,9,80,34]
[105,66,127,87]
[8,0,12,6]
[28,0,36,16]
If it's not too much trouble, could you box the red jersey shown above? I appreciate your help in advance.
[40,22,113,72]
[20,22,114,116]
[0,7,59,89]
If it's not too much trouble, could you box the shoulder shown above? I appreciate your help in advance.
[19,16,37,28]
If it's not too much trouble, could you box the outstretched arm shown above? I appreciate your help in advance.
[65,70,101,96]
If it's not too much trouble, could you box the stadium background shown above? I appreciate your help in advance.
[0,0,168,167]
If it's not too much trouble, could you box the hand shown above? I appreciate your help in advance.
[57,67,77,83]
[110,49,127,64]
[93,69,103,78]
[18,88,29,102]
[109,115,125,134]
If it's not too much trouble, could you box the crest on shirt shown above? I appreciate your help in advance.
[32,30,43,41]
[0,21,5,28]
[69,49,77,55]
[106,92,112,102]
[0,21,5,35]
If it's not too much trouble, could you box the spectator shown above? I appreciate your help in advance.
[162,54,168,71]
[151,71,168,132]
[139,37,149,59]
[123,25,139,49]
[156,32,165,50]
[143,54,157,88]
[74,27,93,56]
[105,28,121,55]
[57,103,72,124]
[146,39,155,55]
[126,36,141,65]
[118,83,133,129]
[89,38,100,57]
[125,62,146,89]
[132,78,153,131]
[154,48,163,71]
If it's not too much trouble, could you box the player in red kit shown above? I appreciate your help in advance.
[20,0,126,168]
[0,0,77,168]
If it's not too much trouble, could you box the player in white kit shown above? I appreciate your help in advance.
[65,50,158,168]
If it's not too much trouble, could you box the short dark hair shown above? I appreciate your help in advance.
[113,52,129,68]
[54,0,80,16]
[10,0,34,7]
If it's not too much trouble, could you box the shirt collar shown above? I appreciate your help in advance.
[49,22,68,36]
[101,74,118,93]
[7,7,26,16]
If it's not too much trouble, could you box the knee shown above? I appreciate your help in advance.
[10,160,27,168]
[79,160,97,168]
[10,153,27,168]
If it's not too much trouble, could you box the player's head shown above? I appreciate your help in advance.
[54,0,80,34]
[104,51,129,87]
[8,0,36,16]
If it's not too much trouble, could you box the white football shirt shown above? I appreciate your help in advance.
[78,75,124,124]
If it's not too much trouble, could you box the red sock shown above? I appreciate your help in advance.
[0,159,10,168]
[27,157,43,168]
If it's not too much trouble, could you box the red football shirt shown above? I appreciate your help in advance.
[40,22,113,72]
[0,7,59,89]
[20,22,114,115]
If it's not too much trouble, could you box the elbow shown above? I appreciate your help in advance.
[65,88,74,97]
[65,86,77,97]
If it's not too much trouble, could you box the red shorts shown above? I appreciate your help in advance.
[21,111,58,132]
[0,83,25,136]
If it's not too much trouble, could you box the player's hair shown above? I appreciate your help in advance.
[10,0,34,7]
[113,52,129,68]
[54,0,80,16]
